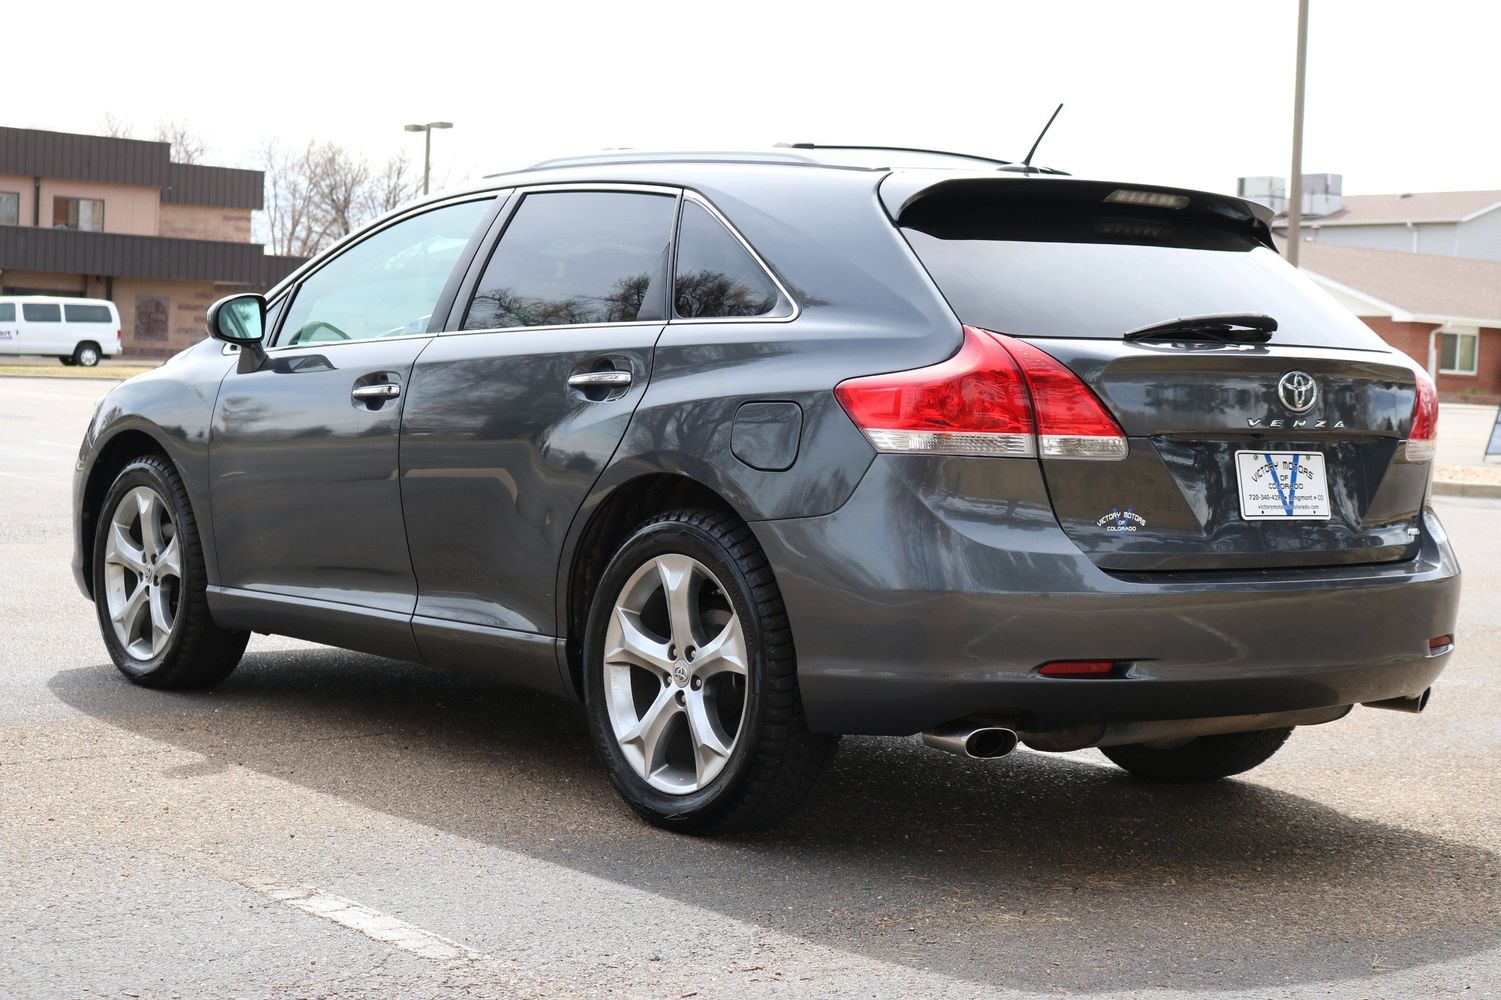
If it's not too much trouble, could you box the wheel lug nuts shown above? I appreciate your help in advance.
[691,677,702,691]
[667,644,677,660]
[685,646,696,662]
[675,690,686,705]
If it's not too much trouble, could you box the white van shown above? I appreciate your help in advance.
[0,296,123,367]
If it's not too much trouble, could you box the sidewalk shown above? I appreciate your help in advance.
[1433,403,1501,497]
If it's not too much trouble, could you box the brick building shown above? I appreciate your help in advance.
[1290,239,1501,402]
[0,126,302,359]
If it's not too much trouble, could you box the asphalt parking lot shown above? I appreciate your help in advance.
[2,375,1497,1000]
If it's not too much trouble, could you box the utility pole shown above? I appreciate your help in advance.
[404,121,453,196]
[1286,0,1309,266]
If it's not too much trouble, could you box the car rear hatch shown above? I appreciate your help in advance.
[887,176,1436,572]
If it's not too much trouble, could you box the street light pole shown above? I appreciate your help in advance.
[404,121,453,196]
[1286,0,1309,267]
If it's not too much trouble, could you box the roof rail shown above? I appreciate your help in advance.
[783,143,1014,167]
[507,149,821,175]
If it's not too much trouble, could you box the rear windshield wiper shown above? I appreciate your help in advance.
[1123,313,1277,344]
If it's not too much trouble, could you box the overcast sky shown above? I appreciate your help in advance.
[10,0,1497,198]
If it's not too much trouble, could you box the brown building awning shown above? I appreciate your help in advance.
[0,225,300,288]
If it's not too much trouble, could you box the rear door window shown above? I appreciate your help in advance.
[901,188,1386,351]
[21,303,61,322]
[462,191,677,330]
[0,304,14,322]
[673,201,786,319]
[64,304,113,323]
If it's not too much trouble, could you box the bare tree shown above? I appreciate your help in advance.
[98,113,134,139]
[257,142,422,258]
[365,154,418,219]
[260,141,322,258]
[154,121,209,164]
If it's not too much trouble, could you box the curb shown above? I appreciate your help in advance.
[1433,480,1501,499]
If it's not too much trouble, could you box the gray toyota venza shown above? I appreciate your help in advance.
[73,147,1460,832]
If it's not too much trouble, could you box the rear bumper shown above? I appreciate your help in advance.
[752,455,1461,735]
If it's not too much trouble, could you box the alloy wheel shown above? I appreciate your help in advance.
[102,486,181,660]
[603,553,749,794]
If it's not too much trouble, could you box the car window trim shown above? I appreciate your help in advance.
[265,192,506,353]
[670,190,800,325]
[441,182,683,337]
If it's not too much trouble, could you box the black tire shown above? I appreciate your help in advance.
[92,454,248,688]
[73,342,101,367]
[1100,726,1294,781]
[59,356,77,366]
[582,508,838,833]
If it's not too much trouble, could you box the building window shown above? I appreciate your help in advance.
[53,196,105,232]
[135,297,169,340]
[1439,330,1478,375]
[0,192,18,226]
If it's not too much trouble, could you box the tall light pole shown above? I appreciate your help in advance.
[404,121,453,196]
[1286,0,1309,267]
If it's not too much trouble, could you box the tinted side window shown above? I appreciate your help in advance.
[463,191,676,330]
[65,304,114,323]
[673,201,783,319]
[0,303,14,322]
[279,198,492,346]
[22,303,61,322]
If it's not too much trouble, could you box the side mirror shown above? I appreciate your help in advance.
[207,293,268,371]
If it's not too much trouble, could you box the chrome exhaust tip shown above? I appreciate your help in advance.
[1363,688,1432,715]
[921,724,1019,759]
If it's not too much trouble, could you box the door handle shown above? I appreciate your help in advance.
[567,371,633,390]
[352,383,401,402]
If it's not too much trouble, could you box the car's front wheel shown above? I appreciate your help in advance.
[59,355,78,366]
[93,455,248,688]
[1100,726,1294,781]
[583,509,838,833]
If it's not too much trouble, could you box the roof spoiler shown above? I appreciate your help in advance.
[880,174,1277,248]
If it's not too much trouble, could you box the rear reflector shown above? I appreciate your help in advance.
[834,326,1127,460]
[1429,634,1454,653]
[1038,659,1119,677]
[1404,367,1438,463]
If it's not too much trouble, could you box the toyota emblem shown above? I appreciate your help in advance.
[1277,371,1318,413]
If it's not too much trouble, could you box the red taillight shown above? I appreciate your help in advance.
[1429,634,1453,653]
[833,326,1127,460]
[1038,659,1119,678]
[990,333,1129,460]
[1405,367,1438,462]
[832,326,1034,456]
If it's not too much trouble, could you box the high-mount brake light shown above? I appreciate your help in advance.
[834,327,1128,460]
[1104,189,1190,210]
[1404,367,1438,463]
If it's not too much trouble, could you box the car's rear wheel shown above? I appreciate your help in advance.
[93,455,248,688]
[583,508,838,833]
[73,342,101,367]
[1100,726,1294,781]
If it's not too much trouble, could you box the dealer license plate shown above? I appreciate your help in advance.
[1234,450,1331,521]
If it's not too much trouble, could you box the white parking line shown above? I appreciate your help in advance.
[253,884,487,962]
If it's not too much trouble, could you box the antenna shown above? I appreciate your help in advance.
[1021,104,1064,170]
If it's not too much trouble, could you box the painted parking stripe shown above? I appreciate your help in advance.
[253,884,487,962]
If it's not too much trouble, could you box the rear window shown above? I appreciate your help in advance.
[900,190,1386,351]
[0,303,14,322]
[64,304,113,323]
[22,303,61,322]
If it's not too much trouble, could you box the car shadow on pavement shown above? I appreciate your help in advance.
[48,650,1501,995]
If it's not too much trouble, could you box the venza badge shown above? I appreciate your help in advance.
[1277,370,1318,413]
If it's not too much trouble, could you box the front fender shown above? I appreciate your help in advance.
[72,340,235,600]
